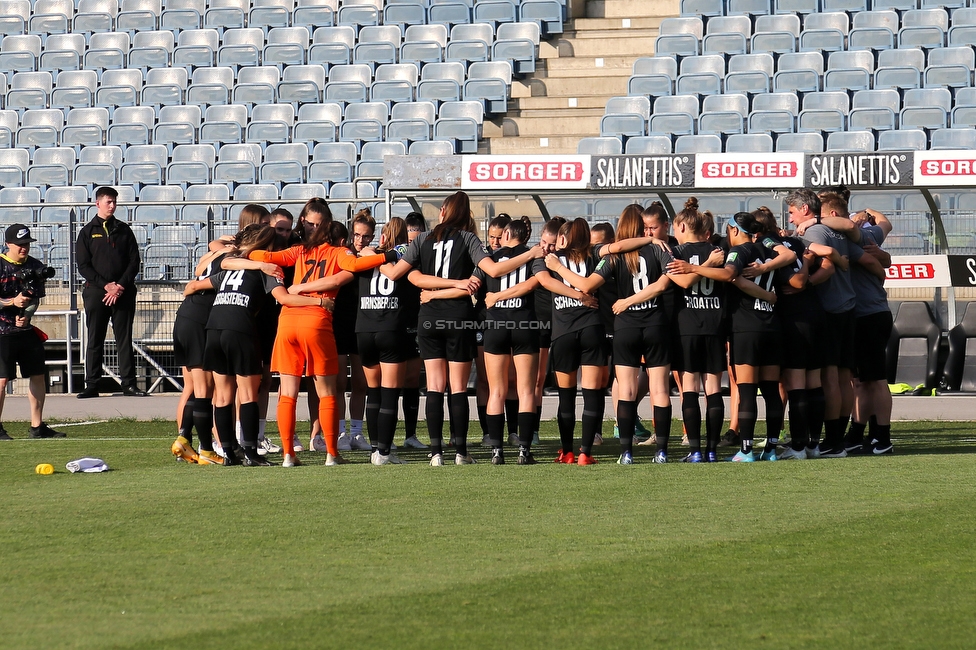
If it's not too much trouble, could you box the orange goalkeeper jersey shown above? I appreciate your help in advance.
[249,244,387,325]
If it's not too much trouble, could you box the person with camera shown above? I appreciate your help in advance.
[0,224,65,440]
[76,186,148,398]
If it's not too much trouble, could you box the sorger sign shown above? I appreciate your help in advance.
[460,155,590,190]
[914,150,976,187]
[884,255,951,289]
[695,153,804,189]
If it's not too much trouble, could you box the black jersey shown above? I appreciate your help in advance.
[402,229,488,320]
[333,265,359,333]
[356,244,410,333]
[205,268,281,335]
[590,246,618,333]
[534,251,602,339]
[671,241,726,335]
[594,245,671,331]
[725,242,783,333]
[760,234,824,319]
[478,244,536,321]
[176,252,224,325]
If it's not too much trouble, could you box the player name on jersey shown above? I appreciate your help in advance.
[807,153,913,188]
[360,296,399,310]
[686,295,721,310]
[590,155,695,190]
[212,292,250,307]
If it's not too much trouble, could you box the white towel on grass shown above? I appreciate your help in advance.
[66,458,110,473]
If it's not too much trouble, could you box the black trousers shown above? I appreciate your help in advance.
[83,285,137,388]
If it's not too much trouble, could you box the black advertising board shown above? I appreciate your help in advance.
[590,155,696,190]
[948,255,976,288]
[805,152,914,189]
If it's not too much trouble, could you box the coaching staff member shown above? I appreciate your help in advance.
[76,186,148,398]
[0,224,65,439]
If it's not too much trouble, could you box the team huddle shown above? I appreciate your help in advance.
[169,186,895,467]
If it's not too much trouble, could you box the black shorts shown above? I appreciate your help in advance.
[475,329,485,348]
[204,328,264,376]
[613,326,671,369]
[780,313,825,370]
[335,326,358,356]
[0,329,47,379]
[538,317,553,349]
[822,310,856,369]
[256,314,277,365]
[483,324,540,356]
[550,325,607,373]
[730,329,782,368]
[173,316,207,368]
[855,310,893,381]
[417,326,476,363]
[673,334,726,374]
[357,330,406,367]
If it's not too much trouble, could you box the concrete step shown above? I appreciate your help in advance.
[572,16,668,30]
[563,27,661,40]
[552,34,658,57]
[511,107,606,118]
[586,0,679,19]
[486,135,585,155]
[522,74,629,96]
[487,114,602,137]
[515,95,616,110]
[543,56,636,77]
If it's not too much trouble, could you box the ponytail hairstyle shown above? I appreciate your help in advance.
[558,218,592,264]
[642,201,669,229]
[728,211,762,238]
[296,197,334,250]
[433,191,472,242]
[616,204,645,276]
[330,221,348,248]
[541,215,567,239]
[674,197,708,237]
[351,206,376,230]
[750,206,778,236]
[237,204,271,230]
[380,216,408,250]
[233,223,277,259]
[489,213,512,231]
[504,215,532,245]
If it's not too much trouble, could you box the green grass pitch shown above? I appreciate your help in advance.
[3,418,976,649]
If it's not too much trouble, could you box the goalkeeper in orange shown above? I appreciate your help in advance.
[248,198,399,467]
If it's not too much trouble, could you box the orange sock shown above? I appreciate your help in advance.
[319,394,338,456]
[277,395,297,457]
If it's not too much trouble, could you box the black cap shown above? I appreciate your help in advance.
[5,224,36,246]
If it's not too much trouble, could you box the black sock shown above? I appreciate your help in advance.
[534,405,542,435]
[875,424,892,446]
[654,404,672,455]
[179,397,194,443]
[402,387,420,439]
[557,386,577,454]
[838,415,850,443]
[617,399,637,455]
[759,381,783,449]
[450,393,470,456]
[807,386,825,448]
[477,403,488,439]
[426,391,445,456]
[705,392,724,453]
[786,389,808,451]
[364,387,381,448]
[517,411,534,449]
[486,413,505,449]
[192,397,214,452]
[240,402,259,452]
[213,404,236,452]
[848,420,867,446]
[580,388,603,456]
[823,419,842,448]
[681,392,701,454]
[377,387,400,454]
[505,399,519,437]
[738,383,758,453]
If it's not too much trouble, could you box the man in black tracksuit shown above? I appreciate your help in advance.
[75,186,148,398]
